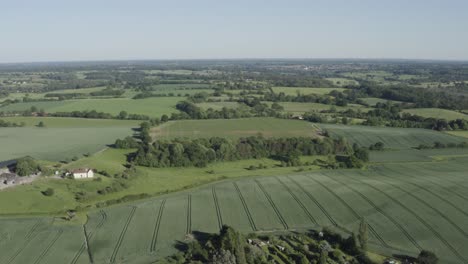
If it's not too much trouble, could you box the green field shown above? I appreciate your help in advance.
[151,117,320,139]
[319,123,465,149]
[0,117,138,161]
[1,158,467,263]
[275,102,371,114]
[325,77,359,86]
[360,97,405,106]
[0,97,180,117]
[403,108,468,120]
[272,86,346,95]
[196,101,242,110]
[447,130,468,138]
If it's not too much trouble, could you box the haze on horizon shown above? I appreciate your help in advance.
[1,0,468,63]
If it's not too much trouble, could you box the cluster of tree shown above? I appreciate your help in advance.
[416,141,468,150]
[131,135,367,168]
[0,119,25,127]
[50,110,151,120]
[44,92,87,100]
[114,136,140,149]
[89,88,125,97]
[369,142,385,151]
[0,90,10,98]
[158,225,374,264]
[174,100,283,121]
[15,157,40,176]
[349,82,468,110]
[133,92,186,99]
[263,92,338,105]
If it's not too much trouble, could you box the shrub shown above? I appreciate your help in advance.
[42,188,54,196]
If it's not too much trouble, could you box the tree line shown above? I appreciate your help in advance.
[126,134,369,169]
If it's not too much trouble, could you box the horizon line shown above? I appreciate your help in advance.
[1,57,468,65]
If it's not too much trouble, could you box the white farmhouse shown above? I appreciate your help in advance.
[71,168,94,179]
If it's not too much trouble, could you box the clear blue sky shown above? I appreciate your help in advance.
[1,0,468,62]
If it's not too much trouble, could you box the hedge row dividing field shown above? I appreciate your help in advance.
[1,158,467,264]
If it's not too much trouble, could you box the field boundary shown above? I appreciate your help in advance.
[233,182,257,231]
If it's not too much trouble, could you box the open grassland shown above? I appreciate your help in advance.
[319,123,465,149]
[151,117,320,139]
[1,158,467,263]
[0,97,180,117]
[402,108,468,120]
[0,117,137,161]
[272,86,346,95]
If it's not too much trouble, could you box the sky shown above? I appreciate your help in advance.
[1,0,468,62]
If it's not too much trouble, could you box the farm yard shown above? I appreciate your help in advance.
[0,158,467,264]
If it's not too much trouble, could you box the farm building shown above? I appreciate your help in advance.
[70,168,94,179]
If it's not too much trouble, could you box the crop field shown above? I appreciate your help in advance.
[447,130,468,139]
[196,101,242,110]
[402,108,468,120]
[360,97,405,106]
[0,117,137,161]
[274,102,371,114]
[1,158,467,263]
[272,86,346,95]
[151,117,320,139]
[319,123,465,149]
[325,77,359,86]
[0,97,181,117]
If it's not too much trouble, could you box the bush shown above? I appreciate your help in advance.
[15,157,39,176]
[417,250,438,264]
[42,188,54,196]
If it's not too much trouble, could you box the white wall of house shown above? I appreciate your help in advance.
[73,170,94,179]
